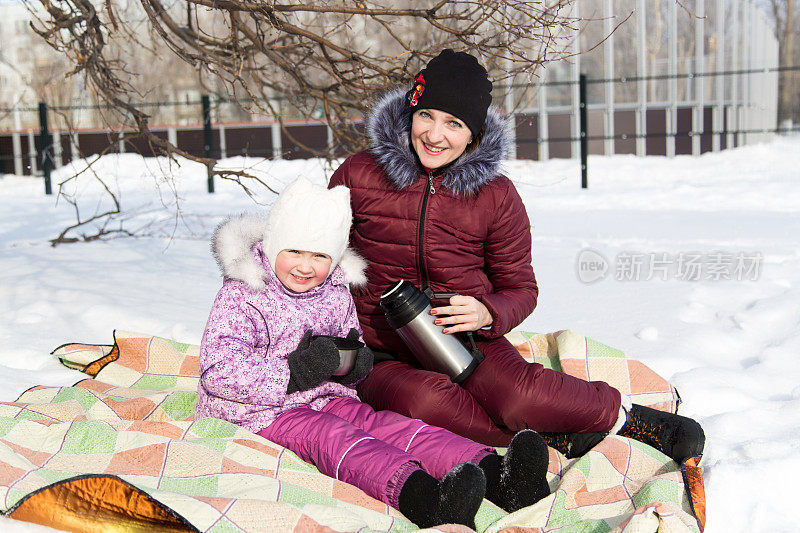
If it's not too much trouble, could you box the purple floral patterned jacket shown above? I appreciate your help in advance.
[196,215,368,433]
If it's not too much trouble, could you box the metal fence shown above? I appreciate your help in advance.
[0,99,343,191]
[514,65,795,158]
[1,65,796,194]
[511,65,799,187]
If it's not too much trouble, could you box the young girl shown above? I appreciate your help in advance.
[196,177,552,528]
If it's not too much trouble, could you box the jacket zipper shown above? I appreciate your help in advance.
[417,171,436,290]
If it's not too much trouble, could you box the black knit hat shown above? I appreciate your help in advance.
[407,49,493,137]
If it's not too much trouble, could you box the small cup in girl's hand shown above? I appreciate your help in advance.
[312,335,365,376]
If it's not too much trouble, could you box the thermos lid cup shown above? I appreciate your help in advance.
[312,335,363,376]
[331,347,357,376]
[380,280,431,329]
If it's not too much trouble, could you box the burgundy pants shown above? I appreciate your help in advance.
[257,396,493,509]
[358,336,622,447]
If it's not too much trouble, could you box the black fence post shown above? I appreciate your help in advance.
[202,94,214,193]
[38,102,52,195]
[579,74,588,189]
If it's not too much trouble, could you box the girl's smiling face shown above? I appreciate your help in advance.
[410,109,473,169]
[274,249,332,292]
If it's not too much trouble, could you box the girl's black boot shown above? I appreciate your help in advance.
[479,429,551,513]
[398,462,486,528]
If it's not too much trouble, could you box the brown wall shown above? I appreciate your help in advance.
[122,131,169,158]
[78,132,120,157]
[675,107,692,155]
[176,128,221,158]
[281,124,328,160]
[225,126,271,158]
[59,133,73,165]
[19,135,31,175]
[614,110,636,154]
[700,107,713,154]
[646,109,667,156]
[515,114,539,160]
[548,113,572,159]
[0,135,12,175]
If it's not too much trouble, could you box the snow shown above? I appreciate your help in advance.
[2,136,799,532]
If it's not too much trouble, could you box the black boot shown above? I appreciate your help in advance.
[398,462,486,529]
[479,430,551,513]
[539,431,607,459]
[617,404,705,463]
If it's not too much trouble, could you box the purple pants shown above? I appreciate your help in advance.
[257,396,493,509]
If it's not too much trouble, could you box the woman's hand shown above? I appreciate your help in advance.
[430,295,493,334]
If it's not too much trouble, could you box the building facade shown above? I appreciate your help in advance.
[509,0,779,160]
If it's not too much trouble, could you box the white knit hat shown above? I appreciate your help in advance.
[263,177,352,270]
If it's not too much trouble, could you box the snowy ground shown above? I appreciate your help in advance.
[1,135,799,532]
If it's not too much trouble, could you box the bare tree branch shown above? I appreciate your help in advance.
[27,0,587,243]
[29,0,580,160]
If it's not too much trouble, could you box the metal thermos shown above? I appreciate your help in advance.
[380,280,480,383]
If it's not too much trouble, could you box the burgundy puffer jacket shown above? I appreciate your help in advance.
[329,91,538,363]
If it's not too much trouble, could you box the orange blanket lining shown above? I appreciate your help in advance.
[8,474,196,532]
[682,456,706,532]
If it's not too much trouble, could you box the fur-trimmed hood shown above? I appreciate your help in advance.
[366,89,509,197]
[211,213,367,292]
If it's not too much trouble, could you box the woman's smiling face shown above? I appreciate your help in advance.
[410,109,472,170]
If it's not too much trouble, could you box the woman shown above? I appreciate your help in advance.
[329,49,703,463]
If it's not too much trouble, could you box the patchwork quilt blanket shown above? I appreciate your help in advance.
[0,330,705,533]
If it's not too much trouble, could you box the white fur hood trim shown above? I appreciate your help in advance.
[212,213,367,291]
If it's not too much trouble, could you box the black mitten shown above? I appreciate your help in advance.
[286,330,340,394]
